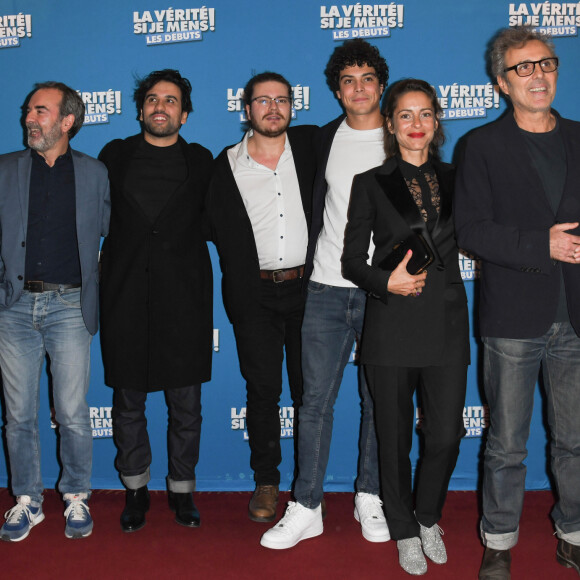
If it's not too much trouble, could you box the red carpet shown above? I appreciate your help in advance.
[0,489,576,579]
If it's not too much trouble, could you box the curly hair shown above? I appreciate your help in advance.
[491,26,555,79]
[383,79,445,161]
[31,81,85,139]
[324,39,389,93]
[133,69,193,120]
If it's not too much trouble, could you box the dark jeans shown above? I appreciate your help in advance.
[233,277,305,485]
[366,363,467,540]
[112,384,202,492]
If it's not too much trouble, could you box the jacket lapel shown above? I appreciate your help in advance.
[288,129,313,226]
[17,152,32,237]
[72,151,88,233]
[223,146,255,227]
[553,112,578,222]
[430,161,453,240]
[107,135,151,223]
[375,159,444,268]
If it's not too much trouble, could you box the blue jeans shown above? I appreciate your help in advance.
[482,322,580,549]
[294,282,380,508]
[0,288,92,503]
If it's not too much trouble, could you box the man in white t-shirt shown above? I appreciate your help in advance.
[262,39,390,549]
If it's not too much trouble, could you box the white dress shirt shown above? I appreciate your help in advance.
[228,131,308,270]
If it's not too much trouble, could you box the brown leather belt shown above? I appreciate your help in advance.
[24,281,81,293]
[259,265,304,283]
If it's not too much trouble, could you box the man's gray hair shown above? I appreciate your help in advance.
[490,26,555,79]
[32,81,85,139]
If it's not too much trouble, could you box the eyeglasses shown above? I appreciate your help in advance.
[251,96,292,107]
[503,57,559,77]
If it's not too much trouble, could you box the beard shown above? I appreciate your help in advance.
[142,115,181,139]
[250,113,291,138]
[27,121,63,153]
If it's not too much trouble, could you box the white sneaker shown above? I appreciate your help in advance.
[260,501,323,550]
[354,492,390,542]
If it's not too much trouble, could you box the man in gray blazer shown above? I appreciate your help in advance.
[0,82,110,542]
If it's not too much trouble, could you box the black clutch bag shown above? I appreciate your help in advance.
[378,233,434,275]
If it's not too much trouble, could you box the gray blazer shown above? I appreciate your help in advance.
[0,148,110,335]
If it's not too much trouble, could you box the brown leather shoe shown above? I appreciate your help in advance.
[479,547,511,580]
[249,485,279,522]
[557,538,580,574]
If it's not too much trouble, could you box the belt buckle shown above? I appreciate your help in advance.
[27,281,44,293]
[272,270,285,283]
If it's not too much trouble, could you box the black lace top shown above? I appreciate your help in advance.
[397,156,440,233]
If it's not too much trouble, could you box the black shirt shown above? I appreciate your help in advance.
[398,156,440,233]
[521,119,568,323]
[124,139,187,223]
[25,148,81,284]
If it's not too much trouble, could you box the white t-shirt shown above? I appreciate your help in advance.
[311,119,385,287]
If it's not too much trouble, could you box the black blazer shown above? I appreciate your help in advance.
[99,134,213,391]
[342,157,469,368]
[454,110,580,338]
[207,125,317,324]
[304,115,345,285]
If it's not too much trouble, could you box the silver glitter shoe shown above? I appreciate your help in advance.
[397,537,428,575]
[419,523,447,564]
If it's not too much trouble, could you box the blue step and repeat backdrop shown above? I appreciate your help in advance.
[1,0,579,492]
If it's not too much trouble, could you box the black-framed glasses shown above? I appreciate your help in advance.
[503,57,559,77]
[251,96,292,107]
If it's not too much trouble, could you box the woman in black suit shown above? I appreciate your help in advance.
[342,79,469,576]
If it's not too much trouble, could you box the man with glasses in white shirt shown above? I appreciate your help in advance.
[207,72,317,523]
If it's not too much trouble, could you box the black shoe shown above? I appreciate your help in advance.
[557,538,580,574]
[479,547,511,580]
[168,491,200,528]
[120,486,150,533]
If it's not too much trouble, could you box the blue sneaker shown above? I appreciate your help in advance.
[63,493,93,539]
[1,495,45,542]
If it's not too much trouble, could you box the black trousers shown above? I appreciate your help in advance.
[112,384,202,489]
[366,364,467,540]
[233,277,305,485]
